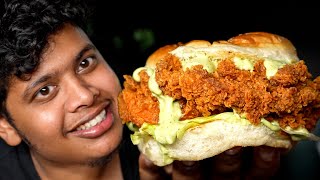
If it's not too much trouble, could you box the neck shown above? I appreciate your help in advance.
[31,151,123,180]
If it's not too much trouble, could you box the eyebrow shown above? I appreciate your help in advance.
[75,44,96,63]
[22,44,97,100]
[22,73,56,100]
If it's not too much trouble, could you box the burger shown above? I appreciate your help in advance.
[118,32,320,166]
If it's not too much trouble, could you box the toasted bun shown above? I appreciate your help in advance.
[146,32,299,68]
[146,44,180,68]
[127,32,301,166]
[138,120,292,166]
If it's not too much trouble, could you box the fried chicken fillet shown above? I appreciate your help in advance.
[118,32,320,166]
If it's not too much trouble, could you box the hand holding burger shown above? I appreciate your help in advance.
[118,32,320,167]
[139,146,285,180]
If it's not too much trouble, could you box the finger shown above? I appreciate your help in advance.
[245,146,281,180]
[280,141,297,155]
[139,154,169,180]
[163,163,173,175]
[172,161,202,180]
[210,146,243,180]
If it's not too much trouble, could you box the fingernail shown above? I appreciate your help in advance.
[258,147,276,162]
[175,161,200,173]
[224,146,242,155]
[182,161,196,166]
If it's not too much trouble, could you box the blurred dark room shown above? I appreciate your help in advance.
[86,1,320,179]
[87,1,320,82]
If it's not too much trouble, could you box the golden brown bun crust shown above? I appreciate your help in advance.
[145,31,298,67]
[227,32,298,56]
[146,44,180,68]
[228,32,294,47]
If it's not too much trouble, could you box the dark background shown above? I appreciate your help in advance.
[88,1,320,179]
[88,1,320,83]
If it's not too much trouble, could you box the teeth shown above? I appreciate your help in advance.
[76,110,106,131]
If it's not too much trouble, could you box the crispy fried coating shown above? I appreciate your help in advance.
[119,54,320,130]
[118,71,159,126]
[156,54,320,130]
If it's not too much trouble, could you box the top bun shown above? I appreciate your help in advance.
[145,32,299,68]
[227,32,298,59]
[146,44,180,68]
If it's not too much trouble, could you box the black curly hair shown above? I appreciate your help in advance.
[0,0,90,119]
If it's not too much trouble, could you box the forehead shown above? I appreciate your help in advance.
[43,24,90,59]
[35,24,92,74]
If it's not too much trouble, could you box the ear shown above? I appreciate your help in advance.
[0,116,22,146]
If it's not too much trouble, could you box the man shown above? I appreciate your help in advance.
[0,0,139,179]
[0,0,285,179]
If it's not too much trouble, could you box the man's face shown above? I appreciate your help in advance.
[5,24,123,165]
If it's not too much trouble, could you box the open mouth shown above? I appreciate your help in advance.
[76,109,106,131]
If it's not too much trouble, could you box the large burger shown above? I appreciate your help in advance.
[118,32,320,166]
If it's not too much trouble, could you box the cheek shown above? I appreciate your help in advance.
[6,86,64,144]
[94,66,121,93]
[9,103,63,142]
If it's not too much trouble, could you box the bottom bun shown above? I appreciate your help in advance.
[137,120,292,166]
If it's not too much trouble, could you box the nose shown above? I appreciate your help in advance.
[64,76,99,112]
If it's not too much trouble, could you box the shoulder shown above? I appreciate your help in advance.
[0,140,40,180]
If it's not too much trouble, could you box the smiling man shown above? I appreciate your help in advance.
[0,0,139,179]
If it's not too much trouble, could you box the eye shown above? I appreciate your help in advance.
[78,57,96,72]
[34,85,57,100]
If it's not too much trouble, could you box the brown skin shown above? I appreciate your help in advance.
[0,24,123,179]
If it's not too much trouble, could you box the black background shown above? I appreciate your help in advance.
[88,1,320,84]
